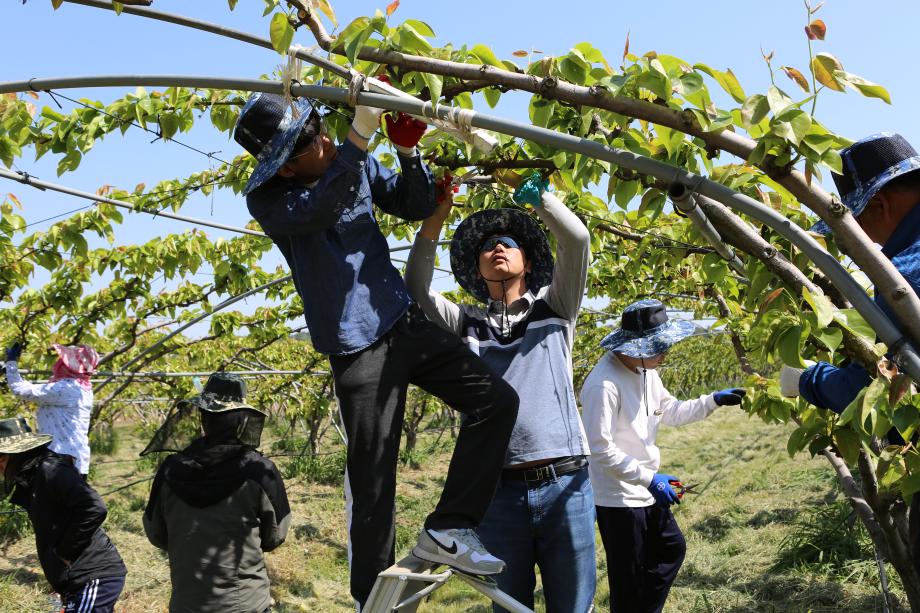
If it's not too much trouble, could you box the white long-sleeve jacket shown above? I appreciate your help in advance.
[580,352,718,507]
[5,361,93,474]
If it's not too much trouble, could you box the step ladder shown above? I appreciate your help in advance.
[363,554,533,612]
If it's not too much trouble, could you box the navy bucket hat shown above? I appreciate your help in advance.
[600,299,697,358]
[812,133,920,234]
[450,208,554,303]
[233,92,316,195]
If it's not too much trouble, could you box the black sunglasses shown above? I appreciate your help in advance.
[480,235,521,253]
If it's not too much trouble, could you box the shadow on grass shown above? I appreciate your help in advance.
[678,567,902,612]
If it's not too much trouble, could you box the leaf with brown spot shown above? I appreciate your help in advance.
[26,91,39,100]
[782,66,810,92]
[512,50,529,57]
[622,30,630,64]
[806,19,827,40]
[7,193,22,210]
[385,0,400,16]
[761,47,774,62]
[96,185,112,197]
[134,183,146,194]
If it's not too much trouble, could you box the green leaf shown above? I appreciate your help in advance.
[675,73,704,97]
[772,109,811,146]
[766,86,793,115]
[821,148,843,174]
[269,12,294,55]
[482,88,501,109]
[833,308,876,343]
[693,63,745,103]
[614,180,639,209]
[811,53,846,91]
[528,98,554,128]
[802,286,834,329]
[470,44,505,69]
[559,56,589,85]
[421,72,442,105]
[813,326,843,357]
[893,403,919,441]
[787,424,813,457]
[899,472,920,501]
[338,17,372,65]
[396,23,432,53]
[833,428,861,464]
[836,71,892,104]
[741,94,769,128]
[777,325,806,368]
[404,19,435,37]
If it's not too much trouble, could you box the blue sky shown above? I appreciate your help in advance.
[3,0,918,325]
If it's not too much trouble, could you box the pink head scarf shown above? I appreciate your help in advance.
[49,344,99,389]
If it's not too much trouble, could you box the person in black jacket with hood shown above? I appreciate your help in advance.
[0,417,126,612]
[143,373,290,613]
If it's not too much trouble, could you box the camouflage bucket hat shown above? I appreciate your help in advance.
[178,372,265,415]
[0,418,52,455]
[600,299,697,358]
[811,133,920,234]
[449,208,554,303]
[233,92,316,196]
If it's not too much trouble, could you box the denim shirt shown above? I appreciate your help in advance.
[246,140,435,355]
[800,200,920,413]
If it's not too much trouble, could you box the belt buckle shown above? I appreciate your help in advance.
[527,464,555,482]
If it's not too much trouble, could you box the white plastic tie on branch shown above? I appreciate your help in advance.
[282,44,306,118]
[346,69,366,108]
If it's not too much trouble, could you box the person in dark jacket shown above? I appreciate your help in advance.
[0,417,126,612]
[143,373,290,613]
[779,133,920,570]
[233,92,518,609]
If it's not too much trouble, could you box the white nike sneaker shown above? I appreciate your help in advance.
[412,527,505,575]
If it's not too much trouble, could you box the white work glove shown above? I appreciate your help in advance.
[779,360,815,398]
[351,105,384,140]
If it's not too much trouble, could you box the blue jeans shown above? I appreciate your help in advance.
[476,465,596,613]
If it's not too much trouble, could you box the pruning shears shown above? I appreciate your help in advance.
[668,480,700,500]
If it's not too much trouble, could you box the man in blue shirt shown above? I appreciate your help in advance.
[781,132,920,565]
[234,93,518,609]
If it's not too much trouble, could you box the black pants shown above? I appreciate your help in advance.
[329,306,519,607]
[596,504,687,613]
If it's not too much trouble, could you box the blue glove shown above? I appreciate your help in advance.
[648,473,681,506]
[512,172,551,207]
[5,343,22,362]
[713,387,746,406]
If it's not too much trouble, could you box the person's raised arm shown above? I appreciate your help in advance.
[512,174,591,320]
[5,344,70,404]
[405,176,464,334]
[246,104,384,236]
[367,112,436,221]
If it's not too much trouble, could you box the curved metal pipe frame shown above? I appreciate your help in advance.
[2,74,917,380]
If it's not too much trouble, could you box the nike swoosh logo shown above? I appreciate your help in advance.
[427,530,458,555]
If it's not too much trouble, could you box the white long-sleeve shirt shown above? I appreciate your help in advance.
[5,361,93,474]
[579,352,718,507]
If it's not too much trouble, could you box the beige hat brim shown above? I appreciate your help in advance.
[0,433,53,455]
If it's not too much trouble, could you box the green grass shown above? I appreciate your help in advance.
[0,409,907,612]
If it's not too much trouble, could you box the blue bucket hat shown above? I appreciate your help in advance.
[600,299,697,358]
[449,208,554,303]
[811,133,920,234]
[233,92,316,195]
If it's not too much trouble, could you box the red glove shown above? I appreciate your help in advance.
[385,112,427,149]
[435,173,459,204]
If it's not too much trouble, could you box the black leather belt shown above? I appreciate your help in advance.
[502,456,587,483]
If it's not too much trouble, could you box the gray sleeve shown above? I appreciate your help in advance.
[404,234,464,335]
[259,489,291,552]
[537,193,591,320]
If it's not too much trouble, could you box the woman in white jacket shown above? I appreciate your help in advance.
[4,342,99,476]
[580,299,745,613]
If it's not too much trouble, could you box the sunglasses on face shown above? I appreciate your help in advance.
[479,235,520,253]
